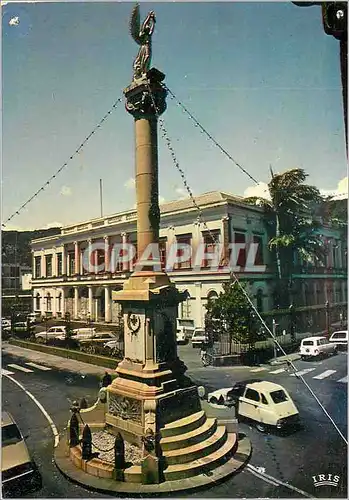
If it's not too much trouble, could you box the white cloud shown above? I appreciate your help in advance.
[243,182,271,201]
[320,176,348,199]
[175,187,188,200]
[124,177,136,190]
[9,16,20,26]
[44,221,62,229]
[60,185,72,196]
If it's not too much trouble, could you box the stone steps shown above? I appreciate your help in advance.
[160,410,206,438]
[160,417,217,451]
[123,431,238,482]
[163,425,227,465]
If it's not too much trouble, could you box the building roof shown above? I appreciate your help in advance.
[160,191,248,214]
[30,190,262,244]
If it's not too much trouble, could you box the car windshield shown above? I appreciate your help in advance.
[270,390,288,404]
[2,424,22,446]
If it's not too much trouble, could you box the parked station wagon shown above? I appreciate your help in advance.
[300,336,337,359]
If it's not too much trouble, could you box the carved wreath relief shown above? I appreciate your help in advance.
[127,312,141,335]
[108,395,142,423]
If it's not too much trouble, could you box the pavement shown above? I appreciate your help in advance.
[2,342,115,377]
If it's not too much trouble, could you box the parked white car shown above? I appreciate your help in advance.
[176,327,187,344]
[300,336,337,359]
[2,319,11,331]
[208,379,300,433]
[328,330,348,349]
[35,326,67,342]
[191,328,208,348]
[27,313,41,324]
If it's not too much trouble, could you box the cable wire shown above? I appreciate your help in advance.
[147,80,348,446]
[163,84,259,185]
[2,97,123,228]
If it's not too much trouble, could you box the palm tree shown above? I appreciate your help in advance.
[245,168,325,307]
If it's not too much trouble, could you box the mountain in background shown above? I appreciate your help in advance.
[2,228,61,268]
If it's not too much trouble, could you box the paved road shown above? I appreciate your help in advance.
[1,344,347,498]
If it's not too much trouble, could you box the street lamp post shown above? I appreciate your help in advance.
[325,300,331,336]
[272,318,278,358]
[289,304,296,342]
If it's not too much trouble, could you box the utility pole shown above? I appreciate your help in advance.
[272,318,278,358]
[292,2,347,151]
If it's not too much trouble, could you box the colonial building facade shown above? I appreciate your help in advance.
[30,191,347,329]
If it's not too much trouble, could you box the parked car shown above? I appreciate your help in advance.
[2,412,41,495]
[176,327,187,344]
[27,313,41,324]
[12,322,28,333]
[208,380,300,433]
[300,336,337,359]
[328,330,348,350]
[191,328,208,348]
[35,326,67,342]
[2,319,11,331]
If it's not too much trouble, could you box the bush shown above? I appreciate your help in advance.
[45,337,80,350]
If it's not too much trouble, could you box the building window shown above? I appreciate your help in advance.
[175,235,192,269]
[96,249,105,273]
[333,241,339,268]
[335,282,341,303]
[45,255,53,277]
[35,257,41,278]
[253,235,264,265]
[181,297,192,319]
[46,292,52,311]
[201,232,220,268]
[57,253,63,276]
[207,290,218,303]
[35,293,41,310]
[256,289,264,312]
[69,253,75,275]
[159,239,167,271]
[58,293,62,312]
[234,232,246,267]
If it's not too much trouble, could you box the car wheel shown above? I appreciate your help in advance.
[256,422,267,433]
[36,336,45,344]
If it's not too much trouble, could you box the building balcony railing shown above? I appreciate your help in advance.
[292,265,347,275]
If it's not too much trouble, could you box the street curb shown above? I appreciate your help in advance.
[269,354,301,366]
[54,433,252,496]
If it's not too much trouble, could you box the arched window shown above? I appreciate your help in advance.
[207,290,218,303]
[256,289,264,312]
[181,295,191,319]
[46,292,52,311]
[35,293,41,310]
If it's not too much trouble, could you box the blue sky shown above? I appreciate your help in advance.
[2,1,348,230]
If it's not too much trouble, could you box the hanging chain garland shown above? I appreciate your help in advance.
[3,96,123,228]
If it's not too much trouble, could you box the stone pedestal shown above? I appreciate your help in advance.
[107,273,198,449]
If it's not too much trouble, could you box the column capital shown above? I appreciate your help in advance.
[221,215,230,222]
[74,240,79,246]
[124,75,167,120]
[87,238,92,244]
[121,232,127,238]
[103,235,109,241]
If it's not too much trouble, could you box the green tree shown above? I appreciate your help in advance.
[205,281,258,352]
[245,168,325,306]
